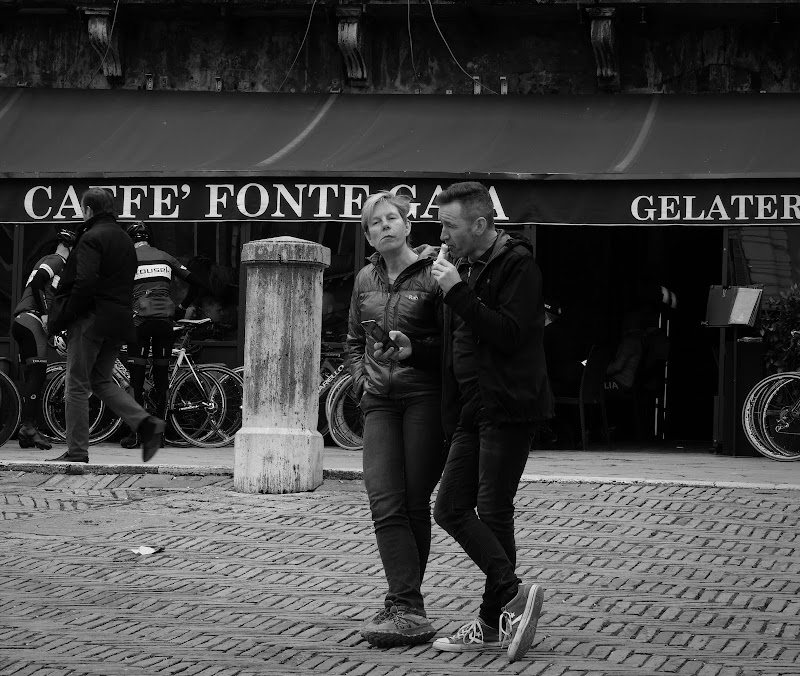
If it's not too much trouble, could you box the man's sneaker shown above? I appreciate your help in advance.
[500,583,545,663]
[432,618,501,652]
[360,605,435,648]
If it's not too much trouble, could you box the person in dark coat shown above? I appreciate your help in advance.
[429,182,553,663]
[46,188,165,463]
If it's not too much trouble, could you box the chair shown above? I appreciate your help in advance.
[553,344,612,450]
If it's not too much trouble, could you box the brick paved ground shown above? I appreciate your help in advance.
[0,470,798,676]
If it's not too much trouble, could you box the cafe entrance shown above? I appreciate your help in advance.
[537,225,723,446]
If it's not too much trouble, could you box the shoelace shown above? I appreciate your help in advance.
[498,608,518,648]
[392,607,423,629]
[373,607,395,624]
[451,618,485,644]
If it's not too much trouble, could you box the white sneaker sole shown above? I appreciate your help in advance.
[508,583,544,662]
[432,638,501,653]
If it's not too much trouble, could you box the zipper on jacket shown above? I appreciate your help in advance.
[384,281,397,391]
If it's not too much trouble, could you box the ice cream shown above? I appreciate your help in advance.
[437,243,449,261]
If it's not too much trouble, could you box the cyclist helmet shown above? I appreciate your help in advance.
[125,221,151,243]
[54,226,77,248]
[49,333,67,357]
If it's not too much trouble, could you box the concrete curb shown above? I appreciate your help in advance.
[2,460,798,490]
[0,460,363,482]
[518,472,800,491]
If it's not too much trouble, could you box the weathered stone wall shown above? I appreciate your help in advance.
[1,7,799,93]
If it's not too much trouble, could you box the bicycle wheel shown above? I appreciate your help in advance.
[0,371,22,447]
[741,373,797,459]
[758,376,800,461]
[142,370,187,447]
[325,371,350,433]
[318,360,344,438]
[196,365,242,446]
[326,373,364,451]
[168,367,230,448]
[42,370,124,444]
[38,362,67,444]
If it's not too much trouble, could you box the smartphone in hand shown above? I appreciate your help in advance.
[361,319,400,352]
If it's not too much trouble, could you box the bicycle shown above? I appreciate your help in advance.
[0,356,91,447]
[0,367,22,447]
[325,372,364,451]
[741,332,800,461]
[42,319,243,448]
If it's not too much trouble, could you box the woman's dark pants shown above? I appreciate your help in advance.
[361,391,444,614]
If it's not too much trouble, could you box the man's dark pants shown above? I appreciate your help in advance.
[433,393,535,627]
[65,315,149,460]
[361,391,444,614]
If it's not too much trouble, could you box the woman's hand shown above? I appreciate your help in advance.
[373,330,413,361]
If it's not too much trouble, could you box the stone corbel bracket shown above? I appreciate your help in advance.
[337,6,368,86]
[83,8,122,79]
[587,7,620,92]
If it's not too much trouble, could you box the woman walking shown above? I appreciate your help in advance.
[346,191,444,647]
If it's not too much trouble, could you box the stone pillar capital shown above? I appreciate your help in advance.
[242,237,331,269]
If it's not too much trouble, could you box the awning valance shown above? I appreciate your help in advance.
[2,89,800,225]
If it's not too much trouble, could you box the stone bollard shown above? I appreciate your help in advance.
[235,236,331,493]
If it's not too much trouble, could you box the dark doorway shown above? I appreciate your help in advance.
[537,225,721,444]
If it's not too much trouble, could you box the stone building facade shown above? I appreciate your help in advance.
[2,2,799,95]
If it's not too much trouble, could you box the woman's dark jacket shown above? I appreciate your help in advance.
[346,249,442,399]
[441,230,554,439]
[48,214,138,342]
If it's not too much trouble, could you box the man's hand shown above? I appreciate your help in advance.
[373,330,412,361]
[432,258,461,295]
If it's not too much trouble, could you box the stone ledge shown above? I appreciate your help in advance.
[3,461,798,490]
[519,473,800,491]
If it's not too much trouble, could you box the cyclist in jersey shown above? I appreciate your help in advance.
[120,221,207,448]
[11,226,77,449]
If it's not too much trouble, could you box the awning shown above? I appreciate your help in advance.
[3,88,800,225]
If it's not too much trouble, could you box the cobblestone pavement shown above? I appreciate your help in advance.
[0,470,798,676]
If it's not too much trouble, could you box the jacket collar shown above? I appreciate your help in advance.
[453,229,523,267]
[79,212,117,236]
[367,245,435,285]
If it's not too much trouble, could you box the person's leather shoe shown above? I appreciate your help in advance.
[138,416,166,463]
[46,452,88,463]
[18,424,53,450]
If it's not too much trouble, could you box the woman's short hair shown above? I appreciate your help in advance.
[360,191,412,233]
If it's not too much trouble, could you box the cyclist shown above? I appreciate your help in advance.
[119,221,208,448]
[11,226,76,449]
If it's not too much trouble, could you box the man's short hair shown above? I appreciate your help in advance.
[80,187,116,217]
[435,182,494,228]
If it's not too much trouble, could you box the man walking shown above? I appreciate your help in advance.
[47,188,165,463]
[430,182,553,662]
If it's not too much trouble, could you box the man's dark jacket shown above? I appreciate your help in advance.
[441,230,554,440]
[48,213,137,342]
